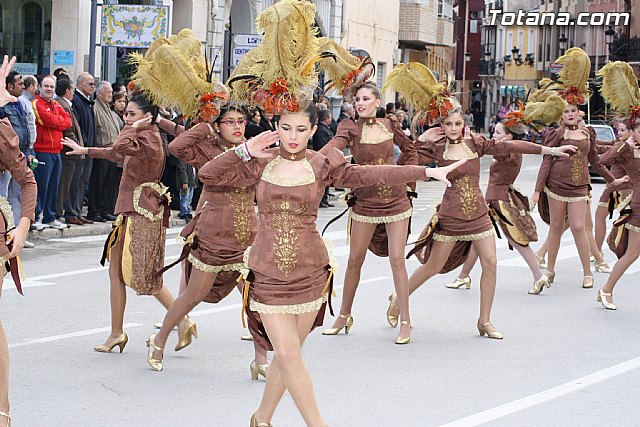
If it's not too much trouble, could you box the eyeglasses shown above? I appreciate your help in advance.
[220,119,248,126]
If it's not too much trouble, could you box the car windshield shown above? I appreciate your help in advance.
[593,126,615,141]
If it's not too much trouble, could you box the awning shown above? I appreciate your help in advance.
[500,85,526,98]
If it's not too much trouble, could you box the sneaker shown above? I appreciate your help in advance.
[33,221,45,231]
[46,220,68,230]
[23,240,35,248]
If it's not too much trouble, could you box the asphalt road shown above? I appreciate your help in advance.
[3,154,640,426]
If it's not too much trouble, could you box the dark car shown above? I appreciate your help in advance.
[589,124,615,178]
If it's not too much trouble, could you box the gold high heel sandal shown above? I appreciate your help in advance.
[250,414,273,427]
[595,261,612,273]
[146,334,164,372]
[528,276,551,295]
[597,288,617,310]
[535,254,547,268]
[0,410,10,427]
[241,334,254,341]
[445,276,471,289]
[250,360,269,380]
[322,314,354,335]
[582,275,594,289]
[93,333,128,353]
[395,320,413,345]
[477,321,503,340]
[544,271,555,284]
[386,294,400,328]
[175,317,198,351]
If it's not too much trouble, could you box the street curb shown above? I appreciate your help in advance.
[27,217,188,241]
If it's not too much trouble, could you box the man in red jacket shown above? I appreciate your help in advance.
[32,76,71,230]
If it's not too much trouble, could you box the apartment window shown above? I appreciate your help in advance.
[517,30,523,51]
[377,62,385,89]
[507,32,513,56]
[528,29,535,55]
[438,0,453,20]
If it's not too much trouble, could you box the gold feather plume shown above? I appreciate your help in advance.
[227,48,264,104]
[382,62,444,110]
[253,0,320,93]
[524,94,567,130]
[130,29,227,119]
[315,37,371,98]
[597,61,640,115]
[383,62,456,127]
[556,47,591,100]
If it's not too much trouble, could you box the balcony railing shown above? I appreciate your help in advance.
[479,60,497,76]
[609,37,640,62]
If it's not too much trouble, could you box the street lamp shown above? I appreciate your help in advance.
[605,26,616,62]
[484,50,491,62]
[465,51,471,62]
[559,34,568,55]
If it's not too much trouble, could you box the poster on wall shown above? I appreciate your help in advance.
[100,5,169,48]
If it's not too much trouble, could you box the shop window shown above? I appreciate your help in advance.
[23,3,43,65]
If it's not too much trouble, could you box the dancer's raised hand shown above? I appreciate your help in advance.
[245,131,279,158]
[424,159,467,187]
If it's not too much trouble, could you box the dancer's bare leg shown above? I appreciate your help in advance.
[601,231,640,303]
[408,241,456,294]
[99,239,127,346]
[471,236,498,327]
[153,269,217,356]
[545,198,568,275]
[567,200,593,279]
[507,238,544,281]
[0,267,10,416]
[458,246,478,279]
[327,220,376,329]
[594,205,609,255]
[253,311,326,427]
[385,219,412,339]
[585,204,605,263]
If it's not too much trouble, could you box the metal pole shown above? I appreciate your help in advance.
[89,0,98,75]
[461,0,469,111]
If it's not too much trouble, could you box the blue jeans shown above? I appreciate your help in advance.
[33,152,62,223]
[0,171,22,220]
[180,187,194,216]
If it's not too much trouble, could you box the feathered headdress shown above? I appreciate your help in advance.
[382,62,458,128]
[129,29,228,121]
[597,61,640,127]
[555,47,591,105]
[227,0,320,114]
[316,38,375,101]
[522,94,567,131]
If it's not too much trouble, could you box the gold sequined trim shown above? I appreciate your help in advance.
[0,196,14,229]
[261,156,315,187]
[564,129,589,140]
[350,208,412,224]
[543,187,589,203]
[249,294,327,315]
[433,228,495,242]
[597,202,610,208]
[187,253,245,273]
[267,201,307,276]
[455,175,478,219]
[360,121,394,145]
[618,193,633,212]
[443,139,478,160]
[570,149,585,184]
[227,187,253,246]
[625,223,640,233]
[133,182,169,221]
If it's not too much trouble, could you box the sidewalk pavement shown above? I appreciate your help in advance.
[27,215,189,241]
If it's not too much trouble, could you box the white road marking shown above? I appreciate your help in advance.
[9,323,143,348]
[7,277,390,348]
[439,355,640,427]
[48,226,184,243]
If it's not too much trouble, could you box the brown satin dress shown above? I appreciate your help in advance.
[199,146,427,350]
[88,124,169,295]
[167,123,258,303]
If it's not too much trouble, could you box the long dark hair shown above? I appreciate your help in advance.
[128,93,159,123]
